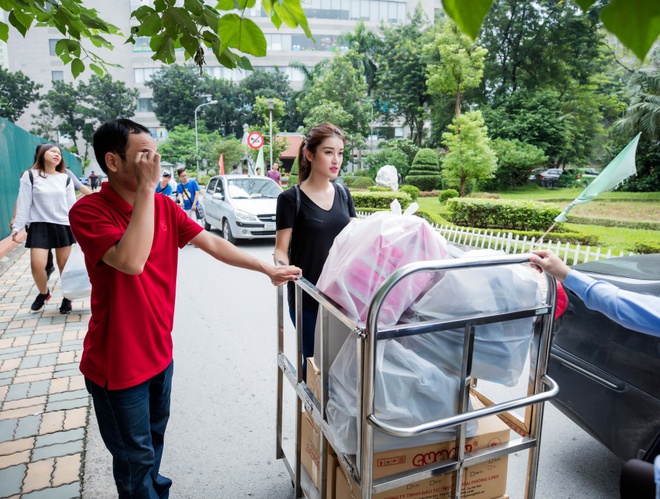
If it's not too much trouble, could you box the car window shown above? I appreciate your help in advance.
[207,178,218,193]
[227,178,282,199]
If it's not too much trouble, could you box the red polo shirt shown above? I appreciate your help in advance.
[69,183,203,389]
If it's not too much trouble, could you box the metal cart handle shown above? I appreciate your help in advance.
[367,375,559,438]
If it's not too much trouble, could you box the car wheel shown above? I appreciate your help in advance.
[222,219,237,244]
[582,181,589,188]
[203,218,212,231]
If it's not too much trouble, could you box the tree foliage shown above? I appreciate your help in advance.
[442,111,497,196]
[0,0,312,76]
[79,74,139,124]
[486,138,548,188]
[374,8,431,146]
[425,21,487,118]
[0,67,41,122]
[443,0,660,61]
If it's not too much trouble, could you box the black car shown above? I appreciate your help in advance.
[549,254,660,464]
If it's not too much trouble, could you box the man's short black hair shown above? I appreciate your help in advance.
[93,119,151,174]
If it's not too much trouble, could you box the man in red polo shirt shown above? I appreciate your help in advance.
[69,119,300,498]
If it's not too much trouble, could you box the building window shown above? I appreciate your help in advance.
[134,67,158,84]
[49,39,58,56]
[51,71,64,82]
[137,98,154,113]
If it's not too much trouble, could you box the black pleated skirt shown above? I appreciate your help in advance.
[26,222,76,249]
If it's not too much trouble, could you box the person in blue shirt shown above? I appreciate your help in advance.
[529,249,659,499]
[175,167,200,219]
[155,170,173,196]
[529,249,659,337]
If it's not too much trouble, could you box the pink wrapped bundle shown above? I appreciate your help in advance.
[317,210,449,326]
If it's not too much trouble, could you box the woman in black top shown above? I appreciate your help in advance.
[274,123,357,378]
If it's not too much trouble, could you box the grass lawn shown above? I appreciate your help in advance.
[414,187,660,254]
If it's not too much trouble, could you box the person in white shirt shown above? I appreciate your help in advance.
[11,144,77,314]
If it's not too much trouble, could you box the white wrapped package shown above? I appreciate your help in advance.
[316,202,449,327]
[399,253,542,386]
[326,336,477,454]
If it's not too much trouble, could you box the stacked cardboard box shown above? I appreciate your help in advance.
[305,357,511,499]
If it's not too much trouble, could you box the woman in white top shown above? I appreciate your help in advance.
[11,144,77,314]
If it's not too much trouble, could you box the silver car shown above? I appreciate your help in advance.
[201,175,282,243]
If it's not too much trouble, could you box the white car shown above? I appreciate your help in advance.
[201,175,282,243]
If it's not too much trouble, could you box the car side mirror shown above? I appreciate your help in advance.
[212,193,224,201]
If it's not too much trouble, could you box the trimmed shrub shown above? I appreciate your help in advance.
[368,186,392,192]
[438,189,459,204]
[447,198,562,232]
[634,241,660,254]
[399,184,420,201]
[287,157,299,187]
[468,192,501,199]
[351,176,376,189]
[405,148,441,191]
[351,191,412,210]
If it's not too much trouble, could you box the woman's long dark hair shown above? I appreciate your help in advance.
[297,123,345,184]
[32,143,66,178]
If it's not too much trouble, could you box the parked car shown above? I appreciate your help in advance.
[569,167,600,188]
[549,254,660,464]
[201,174,282,243]
[537,168,564,187]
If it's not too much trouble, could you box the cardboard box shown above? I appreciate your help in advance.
[301,410,337,497]
[336,459,509,499]
[334,406,510,499]
[307,357,321,402]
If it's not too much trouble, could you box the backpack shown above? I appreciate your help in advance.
[29,169,72,187]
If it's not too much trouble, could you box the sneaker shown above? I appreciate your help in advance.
[46,265,56,281]
[31,289,51,313]
[59,298,72,315]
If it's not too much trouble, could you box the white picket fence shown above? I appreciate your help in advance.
[356,211,632,264]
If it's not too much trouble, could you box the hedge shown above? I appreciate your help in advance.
[399,184,420,201]
[447,198,562,232]
[352,177,376,189]
[404,175,439,191]
[566,216,660,231]
[634,241,660,254]
[351,191,412,210]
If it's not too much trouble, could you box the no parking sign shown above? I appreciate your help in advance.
[247,131,264,149]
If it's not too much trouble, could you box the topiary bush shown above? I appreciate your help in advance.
[287,157,299,187]
[351,176,376,189]
[405,148,441,191]
[399,184,420,201]
[438,189,459,204]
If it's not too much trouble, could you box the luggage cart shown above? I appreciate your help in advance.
[276,254,559,499]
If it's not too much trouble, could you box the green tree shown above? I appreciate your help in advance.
[38,81,87,156]
[425,21,487,119]
[374,8,431,146]
[297,51,368,138]
[616,61,660,141]
[146,65,208,130]
[79,74,138,124]
[363,148,409,179]
[442,111,497,196]
[158,125,199,168]
[486,138,548,188]
[202,77,250,136]
[341,21,384,96]
[207,136,246,175]
[0,1,312,75]
[0,67,41,122]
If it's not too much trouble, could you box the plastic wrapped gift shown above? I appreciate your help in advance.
[326,336,477,454]
[316,201,449,327]
[398,251,543,386]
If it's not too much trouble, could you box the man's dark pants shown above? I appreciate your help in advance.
[85,361,174,498]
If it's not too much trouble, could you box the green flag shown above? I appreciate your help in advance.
[555,133,640,223]
[254,146,265,175]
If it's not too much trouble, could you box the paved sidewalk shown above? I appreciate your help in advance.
[0,246,90,499]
